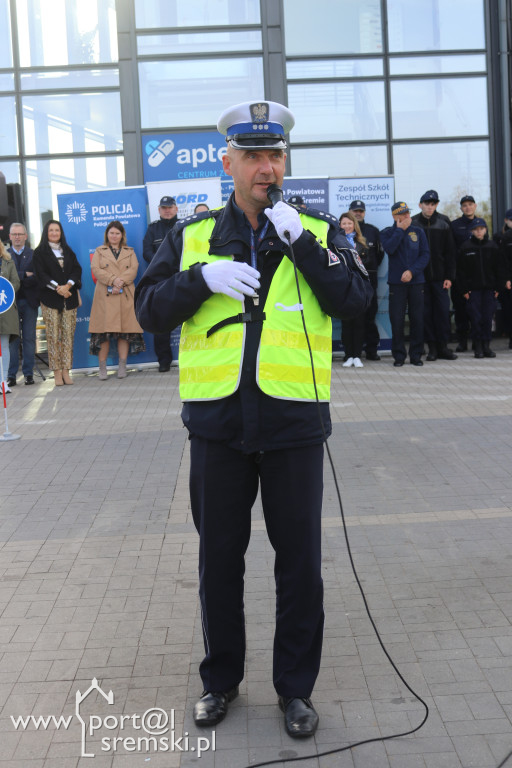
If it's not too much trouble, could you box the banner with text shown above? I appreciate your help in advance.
[329,176,395,349]
[57,187,153,371]
[146,178,222,221]
[142,131,234,203]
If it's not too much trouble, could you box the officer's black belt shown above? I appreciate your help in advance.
[207,310,266,338]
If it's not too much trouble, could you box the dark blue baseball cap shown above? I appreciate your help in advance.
[460,195,475,205]
[505,208,512,220]
[470,217,487,229]
[349,200,366,211]
[420,189,439,203]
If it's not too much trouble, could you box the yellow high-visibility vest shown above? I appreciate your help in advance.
[179,214,332,402]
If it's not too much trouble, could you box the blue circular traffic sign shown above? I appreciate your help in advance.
[0,276,15,314]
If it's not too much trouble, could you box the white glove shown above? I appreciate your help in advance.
[201,260,260,302]
[264,201,303,244]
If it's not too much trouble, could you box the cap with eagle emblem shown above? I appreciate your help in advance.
[217,100,295,150]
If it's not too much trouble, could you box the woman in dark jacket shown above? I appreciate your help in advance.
[33,219,82,386]
[339,212,369,368]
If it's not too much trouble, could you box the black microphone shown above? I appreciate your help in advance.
[266,184,291,242]
[266,183,284,208]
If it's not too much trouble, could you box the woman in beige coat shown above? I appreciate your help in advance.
[89,220,145,379]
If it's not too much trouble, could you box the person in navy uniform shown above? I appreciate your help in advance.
[380,201,430,367]
[7,222,39,386]
[450,195,478,351]
[411,190,457,361]
[135,99,372,738]
[456,217,510,358]
[349,200,384,359]
[142,195,179,371]
[493,208,512,347]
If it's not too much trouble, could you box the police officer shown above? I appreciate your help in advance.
[349,200,384,359]
[412,190,457,361]
[135,100,372,738]
[493,208,512,346]
[381,201,430,367]
[456,217,510,358]
[450,195,478,351]
[143,195,179,371]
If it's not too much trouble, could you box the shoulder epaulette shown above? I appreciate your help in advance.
[297,205,339,227]
[175,208,222,232]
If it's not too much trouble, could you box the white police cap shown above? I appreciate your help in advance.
[217,100,295,150]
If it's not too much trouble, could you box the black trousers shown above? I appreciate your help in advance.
[342,314,365,358]
[153,332,172,365]
[388,282,424,363]
[466,289,496,341]
[424,281,450,345]
[190,436,325,698]
[364,271,380,354]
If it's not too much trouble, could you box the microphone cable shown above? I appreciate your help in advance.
[244,225,429,768]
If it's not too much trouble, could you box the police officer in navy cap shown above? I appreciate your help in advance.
[349,200,384,359]
[142,195,179,371]
[135,99,372,738]
[412,190,457,361]
[493,208,512,346]
[450,195,478,351]
[381,202,430,366]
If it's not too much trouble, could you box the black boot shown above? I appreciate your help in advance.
[474,340,484,359]
[426,343,438,361]
[482,341,496,358]
[455,336,467,352]
[437,344,458,360]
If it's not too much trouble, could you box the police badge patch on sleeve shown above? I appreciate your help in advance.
[327,249,340,267]
[348,248,369,276]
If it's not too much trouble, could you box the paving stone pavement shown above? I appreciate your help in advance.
[1,342,512,768]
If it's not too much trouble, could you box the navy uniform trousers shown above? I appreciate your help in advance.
[190,435,325,698]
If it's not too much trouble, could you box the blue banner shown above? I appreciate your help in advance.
[142,131,234,203]
[57,187,160,370]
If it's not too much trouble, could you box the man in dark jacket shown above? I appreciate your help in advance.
[135,99,372,739]
[493,208,512,347]
[380,201,430,367]
[349,200,384,359]
[456,217,510,358]
[142,196,179,371]
[7,223,39,386]
[450,195,478,351]
[412,190,457,361]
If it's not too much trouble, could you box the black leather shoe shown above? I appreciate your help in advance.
[158,363,171,372]
[410,359,423,366]
[393,360,404,367]
[193,687,239,727]
[278,696,319,738]
[365,352,381,361]
[455,340,467,352]
[24,375,35,385]
[426,344,437,361]
[437,347,457,360]
[7,377,16,387]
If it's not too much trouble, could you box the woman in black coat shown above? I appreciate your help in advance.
[33,220,82,386]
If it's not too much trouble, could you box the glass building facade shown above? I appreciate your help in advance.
[1,0,511,244]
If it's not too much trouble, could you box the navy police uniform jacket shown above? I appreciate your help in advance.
[142,215,178,263]
[359,220,384,274]
[493,227,512,282]
[411,211,456,283]
[380,223,430,284]
[451,215,478,249]
[135,193,372,454]
[456,235,507,294]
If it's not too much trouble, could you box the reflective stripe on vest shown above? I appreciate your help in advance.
[179,214,332,402]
